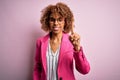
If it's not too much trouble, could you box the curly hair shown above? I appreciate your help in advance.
[40,2,74,33]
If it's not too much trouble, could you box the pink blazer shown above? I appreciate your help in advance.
[33,33,90,80]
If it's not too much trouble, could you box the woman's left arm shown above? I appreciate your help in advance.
[69,32,90,74]
[73,47,90,74]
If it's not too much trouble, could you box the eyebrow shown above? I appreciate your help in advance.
[49,16,64,19]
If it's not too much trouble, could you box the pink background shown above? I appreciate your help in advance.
[0,0,120,80]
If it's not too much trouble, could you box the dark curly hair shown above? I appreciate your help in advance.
[40,2,74,33]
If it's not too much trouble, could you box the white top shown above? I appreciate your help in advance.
[46,42,60,80]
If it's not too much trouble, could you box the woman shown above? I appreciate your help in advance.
[33,2,90,80]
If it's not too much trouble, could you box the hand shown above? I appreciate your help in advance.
[69,25,81,51]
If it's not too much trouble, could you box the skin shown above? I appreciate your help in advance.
[49,12,80,53]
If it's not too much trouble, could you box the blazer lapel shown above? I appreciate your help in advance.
[41,33,70,75]
[41,34,49,74]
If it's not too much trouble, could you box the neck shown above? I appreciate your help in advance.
[50,32,63,43]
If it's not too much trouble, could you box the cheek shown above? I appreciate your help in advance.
[49,23,53,29]
[63,24,65,29]
[61,22,65,28]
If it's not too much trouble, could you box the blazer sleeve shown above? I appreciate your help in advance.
[33,39,42,80]
[73,46,90,74]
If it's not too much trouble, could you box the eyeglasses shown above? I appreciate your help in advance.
[49,17,64,23]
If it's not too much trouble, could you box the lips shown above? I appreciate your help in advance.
[53,26,60,30]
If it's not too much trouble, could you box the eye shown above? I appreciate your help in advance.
[49,18,55,22]
[58,18,62,21]
[58,18,64,22]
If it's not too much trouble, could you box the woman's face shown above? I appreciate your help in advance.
[49,12,65,34]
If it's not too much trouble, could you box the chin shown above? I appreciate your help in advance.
[52,30,62,34]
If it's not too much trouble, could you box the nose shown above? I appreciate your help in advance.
[54,20,58,25]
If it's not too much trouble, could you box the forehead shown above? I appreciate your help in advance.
[50,12,63,18]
